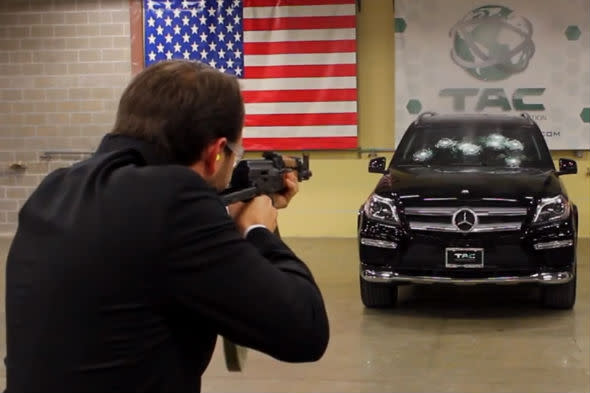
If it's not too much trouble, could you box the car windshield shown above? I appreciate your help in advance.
[393,125,554,169]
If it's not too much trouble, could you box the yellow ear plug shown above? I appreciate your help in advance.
[216,154,221,161]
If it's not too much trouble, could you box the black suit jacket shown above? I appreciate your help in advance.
[4,134,329,393]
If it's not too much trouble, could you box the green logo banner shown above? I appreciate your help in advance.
[395,0,590,150]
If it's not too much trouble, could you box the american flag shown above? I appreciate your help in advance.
[143,0,357,150]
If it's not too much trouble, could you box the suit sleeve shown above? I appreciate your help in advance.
[163,185,329,362]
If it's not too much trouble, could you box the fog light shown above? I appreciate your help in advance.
[534,240,573,250]
[360,238,398,249]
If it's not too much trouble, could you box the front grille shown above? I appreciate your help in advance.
[405,206,528,233]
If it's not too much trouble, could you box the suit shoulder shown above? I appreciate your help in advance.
[128,165,212,193]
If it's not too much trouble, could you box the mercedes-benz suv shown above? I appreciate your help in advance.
[358,112,578,309]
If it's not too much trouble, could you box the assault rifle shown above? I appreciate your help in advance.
[219,151,312,206]
[218,151,312,372]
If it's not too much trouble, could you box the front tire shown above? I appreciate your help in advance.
[542,269,576,309]
[360,276,398,308]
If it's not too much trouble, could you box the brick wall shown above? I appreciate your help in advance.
[0,0,133,234]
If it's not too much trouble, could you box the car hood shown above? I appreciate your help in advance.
[374,166,562,201]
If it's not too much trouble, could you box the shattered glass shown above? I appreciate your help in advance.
[396,125,552,169]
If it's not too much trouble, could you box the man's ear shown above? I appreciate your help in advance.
[203,138,227,175]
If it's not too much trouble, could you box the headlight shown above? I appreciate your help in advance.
[363,194,400,224]
[533,195,571,224]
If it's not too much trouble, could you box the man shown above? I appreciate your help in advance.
[4,60,329,392]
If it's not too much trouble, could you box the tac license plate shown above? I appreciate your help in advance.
[445,248,484,268]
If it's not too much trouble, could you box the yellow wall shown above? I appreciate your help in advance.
[273,0,590,238]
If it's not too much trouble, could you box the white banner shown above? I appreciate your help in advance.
[395,1,590,150]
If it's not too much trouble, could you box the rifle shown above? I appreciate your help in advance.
[219,151,312,206]
[218,151,312,372]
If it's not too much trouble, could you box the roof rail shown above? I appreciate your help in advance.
[520,112,534,124]
[414,111,437,124]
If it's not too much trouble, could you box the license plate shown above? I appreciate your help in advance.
[445,248,484,268]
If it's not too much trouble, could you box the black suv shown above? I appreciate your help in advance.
[358,112,578,309]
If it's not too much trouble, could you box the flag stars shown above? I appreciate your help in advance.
[145,1,245,75]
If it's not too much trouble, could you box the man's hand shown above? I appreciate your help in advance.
[270,171,299,209]
[230,195,278,236]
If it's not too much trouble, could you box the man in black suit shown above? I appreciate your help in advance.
[4,60,329,393]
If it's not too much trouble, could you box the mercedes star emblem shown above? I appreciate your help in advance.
[452,209,478,232]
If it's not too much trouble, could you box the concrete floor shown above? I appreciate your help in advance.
[1,236,589,392]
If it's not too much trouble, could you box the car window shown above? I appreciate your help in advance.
[394,125,553,168]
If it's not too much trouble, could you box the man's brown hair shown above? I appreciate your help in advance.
[112,60,245,165]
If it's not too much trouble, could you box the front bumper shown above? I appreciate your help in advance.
[361,267,574,286]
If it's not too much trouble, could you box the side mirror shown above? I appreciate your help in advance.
[368,157,388,174]
[556,158,577,176]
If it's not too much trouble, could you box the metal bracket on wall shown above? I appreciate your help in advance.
[40,150,94,160]
[356,148,396,158]
[8,162,27,171]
